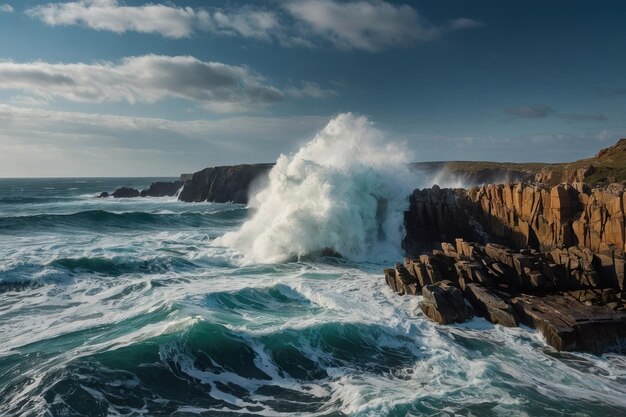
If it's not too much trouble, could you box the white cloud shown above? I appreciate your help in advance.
[0,4,13,13]
[27,0,280,40]
[9,95,50,106]
[27,1,482,51]
[27,0,200,38]
[285,81,337,98]
[204,7,280,40]
[0,55,284,112]
[284,0,436,51]
[283,0,481,51]
[0,104,328,176]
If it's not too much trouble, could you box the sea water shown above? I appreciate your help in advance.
[1,115,626,416]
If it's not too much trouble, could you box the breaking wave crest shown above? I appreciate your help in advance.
[218,113,413,264]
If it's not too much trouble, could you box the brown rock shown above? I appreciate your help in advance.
[512,294,626,353]
[421,280,471,325]
[465,283,518,327]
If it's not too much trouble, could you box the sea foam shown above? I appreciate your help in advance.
[218,113,413,264]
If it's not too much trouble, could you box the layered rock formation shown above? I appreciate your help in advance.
[385,238,626,353]
[391,179,626,353]
[404,182,625,266]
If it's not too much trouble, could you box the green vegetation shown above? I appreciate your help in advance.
[414,138,626,186]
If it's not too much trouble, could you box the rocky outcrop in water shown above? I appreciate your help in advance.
[140,181,185,197]
[178,163,273,204]
[385,238,626,353]
[101,164,273,204]
[112,187,140,198]
[389,179,626,353]
[421,280,472,325]
[108,182,184,199]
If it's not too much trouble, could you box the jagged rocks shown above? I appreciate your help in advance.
[384,264,419,296]
[395,174,626,352]
[104,181,184,199]
[403,187,483,253]
[485,182,625,255]
[421,280,472,325]
[564,288,626,309]
[563,165,595,184]
[464,283,518,327]
[385,235,626,352]
[512,295,626,353]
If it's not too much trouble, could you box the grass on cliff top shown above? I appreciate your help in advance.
[417,138,626,185]
[566,138,626,184]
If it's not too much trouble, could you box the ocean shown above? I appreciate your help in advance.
[2,115,626,417]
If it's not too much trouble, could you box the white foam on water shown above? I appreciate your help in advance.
[217,113,414,264]
[3,160,626,416]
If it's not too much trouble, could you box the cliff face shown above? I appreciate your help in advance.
[177,163,273,204]
[404,182,625,258]
[466,182,625,256]
[396,181,626,352]
[141,181,185,197]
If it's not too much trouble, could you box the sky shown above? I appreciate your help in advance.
[0,0,625,177]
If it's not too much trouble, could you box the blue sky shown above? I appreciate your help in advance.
[0,0,625,176]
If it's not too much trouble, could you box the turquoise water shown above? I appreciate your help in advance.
[1,178,626,417]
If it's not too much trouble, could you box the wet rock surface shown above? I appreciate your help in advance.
[512,295,626,352]
[421,280,472,325]
[386,234,626,353]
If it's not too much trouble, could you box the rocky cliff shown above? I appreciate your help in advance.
[102,164,273,204]
[385,239,626,352]
[390,181,626,353]
[404,182,625,259]
[103,138,626,203]
[140,181,185,197]
[177,163,273,204]
[412,138,626,187]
